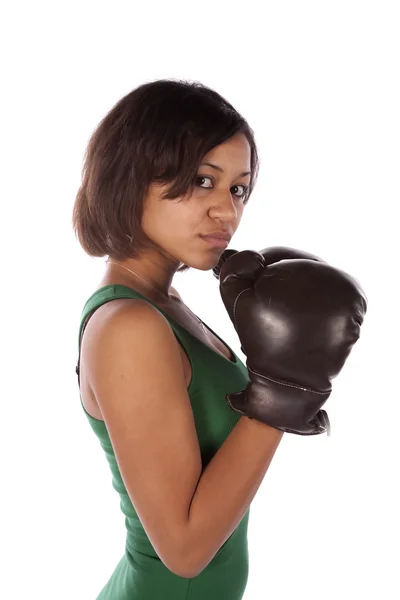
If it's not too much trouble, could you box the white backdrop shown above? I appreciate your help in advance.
[2,1,399,598]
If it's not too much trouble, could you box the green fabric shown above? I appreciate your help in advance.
[77,284,251,599]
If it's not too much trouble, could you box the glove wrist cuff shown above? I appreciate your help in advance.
[248,366,331,396]
[230,371,331,435]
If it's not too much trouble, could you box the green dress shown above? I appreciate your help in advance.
[76,284,251,599]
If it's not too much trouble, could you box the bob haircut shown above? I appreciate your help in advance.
[72,78,260,273]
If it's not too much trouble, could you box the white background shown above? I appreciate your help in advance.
[1,1,399,598]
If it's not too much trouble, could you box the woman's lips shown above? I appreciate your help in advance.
[200,235,229,249]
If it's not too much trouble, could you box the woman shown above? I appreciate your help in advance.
[72,78,284,599]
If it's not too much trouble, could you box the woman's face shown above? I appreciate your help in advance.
[140,133,252,271]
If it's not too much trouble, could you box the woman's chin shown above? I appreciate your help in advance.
[185,252,225,271]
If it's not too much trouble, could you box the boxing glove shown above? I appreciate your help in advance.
[213,247,367,435]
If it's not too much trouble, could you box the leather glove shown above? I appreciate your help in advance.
[213,246,368,436]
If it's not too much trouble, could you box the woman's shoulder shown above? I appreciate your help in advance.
[169,286,182,301]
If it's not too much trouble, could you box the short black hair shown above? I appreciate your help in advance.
[72,78,260,272]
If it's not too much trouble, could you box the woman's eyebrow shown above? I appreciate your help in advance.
[200,162,251,177]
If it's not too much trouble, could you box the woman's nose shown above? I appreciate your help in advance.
[209,189,238,220]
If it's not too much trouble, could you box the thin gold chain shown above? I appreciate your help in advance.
[106,259,166,295]
[106,259,206,328]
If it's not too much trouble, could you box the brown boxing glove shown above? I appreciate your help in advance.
[213,247,368,436]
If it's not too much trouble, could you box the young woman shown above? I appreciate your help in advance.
[72,79,284,599]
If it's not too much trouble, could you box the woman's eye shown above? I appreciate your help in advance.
[231,184,249,199]
[196,176,213,188]
[195,176,249,200]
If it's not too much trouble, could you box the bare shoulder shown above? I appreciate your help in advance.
[169,286,182,301]
[84,298,202,578]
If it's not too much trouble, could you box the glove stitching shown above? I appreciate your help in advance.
[233,287,252,329]
[247,366,331,395]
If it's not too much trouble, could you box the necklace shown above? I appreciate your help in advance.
[106,259,206,329]
[107,259,168,296]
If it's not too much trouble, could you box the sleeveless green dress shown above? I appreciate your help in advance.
[76,284,251,599]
